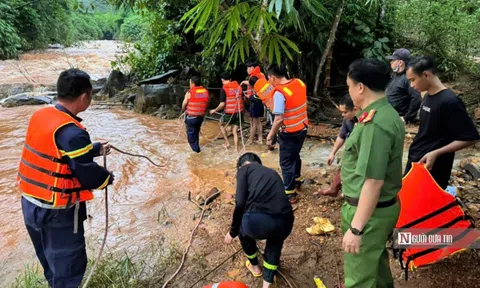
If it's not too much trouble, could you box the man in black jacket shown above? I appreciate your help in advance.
[385,48,422,123]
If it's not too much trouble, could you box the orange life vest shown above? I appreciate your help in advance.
[275,78,308,133]
[223,81,244,114]
[202,281,248,288]
[186,86,209,116]
[17,106,93,208]
[394,163,479,280]
[246,66,265,99]
[253,77,274,111]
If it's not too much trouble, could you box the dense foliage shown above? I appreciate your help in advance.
[0,0,128,60]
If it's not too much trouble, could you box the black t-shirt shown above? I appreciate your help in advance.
[408,88,479,162]
[339,118,355,140]
[229,163,293,237]
[219,89,226,102]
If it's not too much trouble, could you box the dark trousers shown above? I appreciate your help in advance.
[239,212,294,283]
[22,197,88,288]
[185,116,204,153]
[404,155,453,190]
[279,129,307,196]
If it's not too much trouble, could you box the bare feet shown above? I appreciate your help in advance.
[223,142,230,149]
[257,138,263,145]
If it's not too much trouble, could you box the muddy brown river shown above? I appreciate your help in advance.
[0,105,337,285]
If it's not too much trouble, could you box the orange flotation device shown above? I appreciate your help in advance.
[202,281,248,288]
[393,162,480,280]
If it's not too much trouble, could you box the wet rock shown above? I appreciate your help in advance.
[125,94,136,104]
[99,70,128,98]
[139,69,180,85]
[459,158,480,180]
[304,178,316,185]
[1,94,53,107]
[0,83,35,99]
[198,187,221,206]
[48,43,64,49]
[134,84,186,116]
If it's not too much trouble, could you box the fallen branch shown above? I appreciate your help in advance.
[187,247,243,288]
[187,191,203,210]
[162,191,222,288]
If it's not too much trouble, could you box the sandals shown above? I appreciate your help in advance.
[245,260,263,277]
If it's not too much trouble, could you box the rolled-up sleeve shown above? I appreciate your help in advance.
[55,124,112,190]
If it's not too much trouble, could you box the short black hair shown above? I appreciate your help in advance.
[249,76,259,87]
[267,63,288,78]
[339,94,354,111]
[347,58,391,92]
[245,61,257,68]
[407,56,437,76]
[190,76,202,86]
[56,68,92,101]
[237,152,262,170]
[220,72,231,81]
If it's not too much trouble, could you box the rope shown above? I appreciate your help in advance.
[162,191,222,288]
[82,114,185,287]
[82,150,109,288]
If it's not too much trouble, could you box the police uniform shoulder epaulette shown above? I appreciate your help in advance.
[358,109,376,124]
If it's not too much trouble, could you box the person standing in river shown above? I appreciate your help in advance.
[341,58,404,288]
[225,152,294,288]
[182,76,210,153]
[17,68,114,287]
[405,56,480,189]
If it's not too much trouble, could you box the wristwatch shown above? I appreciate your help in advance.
[349,226,363,236]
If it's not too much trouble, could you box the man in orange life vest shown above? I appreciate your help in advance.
[210,72,244,151]
[266,64,308,203]
[18,68,114,287]
[182,76,210,153]
[241,61,265,144]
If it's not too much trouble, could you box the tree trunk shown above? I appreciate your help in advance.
[312,0,346,99]
[323,47,334,87]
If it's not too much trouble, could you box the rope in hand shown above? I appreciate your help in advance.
[162,191,222,288]
[82,149,109,288]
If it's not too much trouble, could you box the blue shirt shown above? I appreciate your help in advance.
[272,91,285,115]
[339,118,355,140]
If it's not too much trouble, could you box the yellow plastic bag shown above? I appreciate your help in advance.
[306,217,335,235]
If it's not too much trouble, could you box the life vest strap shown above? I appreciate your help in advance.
[21,158,73,179]
[18,172,84,194]
[23,194,73,209]
[399,200,459,229]
[24,143,65,163]
[284,102,306,113]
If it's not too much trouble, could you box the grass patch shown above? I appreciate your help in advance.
[10,240,184,288]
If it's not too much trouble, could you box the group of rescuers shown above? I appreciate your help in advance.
[16,48,479,288]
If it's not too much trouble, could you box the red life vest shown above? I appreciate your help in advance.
[275,78,308,133]
[246,66,265,99]
[394,163,480,280]
[202,281,248,288]
[186,86,209,116]
[253,77,274,111]
[223,81,244,114]
[17,106,93,208]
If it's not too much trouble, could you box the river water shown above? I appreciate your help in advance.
[0,105,336,285]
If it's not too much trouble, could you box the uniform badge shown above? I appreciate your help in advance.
[359,109,376,124]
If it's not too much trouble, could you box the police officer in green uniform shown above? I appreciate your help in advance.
[341,58,405,288]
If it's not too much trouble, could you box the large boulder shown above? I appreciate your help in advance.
[99,70,127,98]
[134,84,187,117]
[0,83,35,100]
[1,94,54,108]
